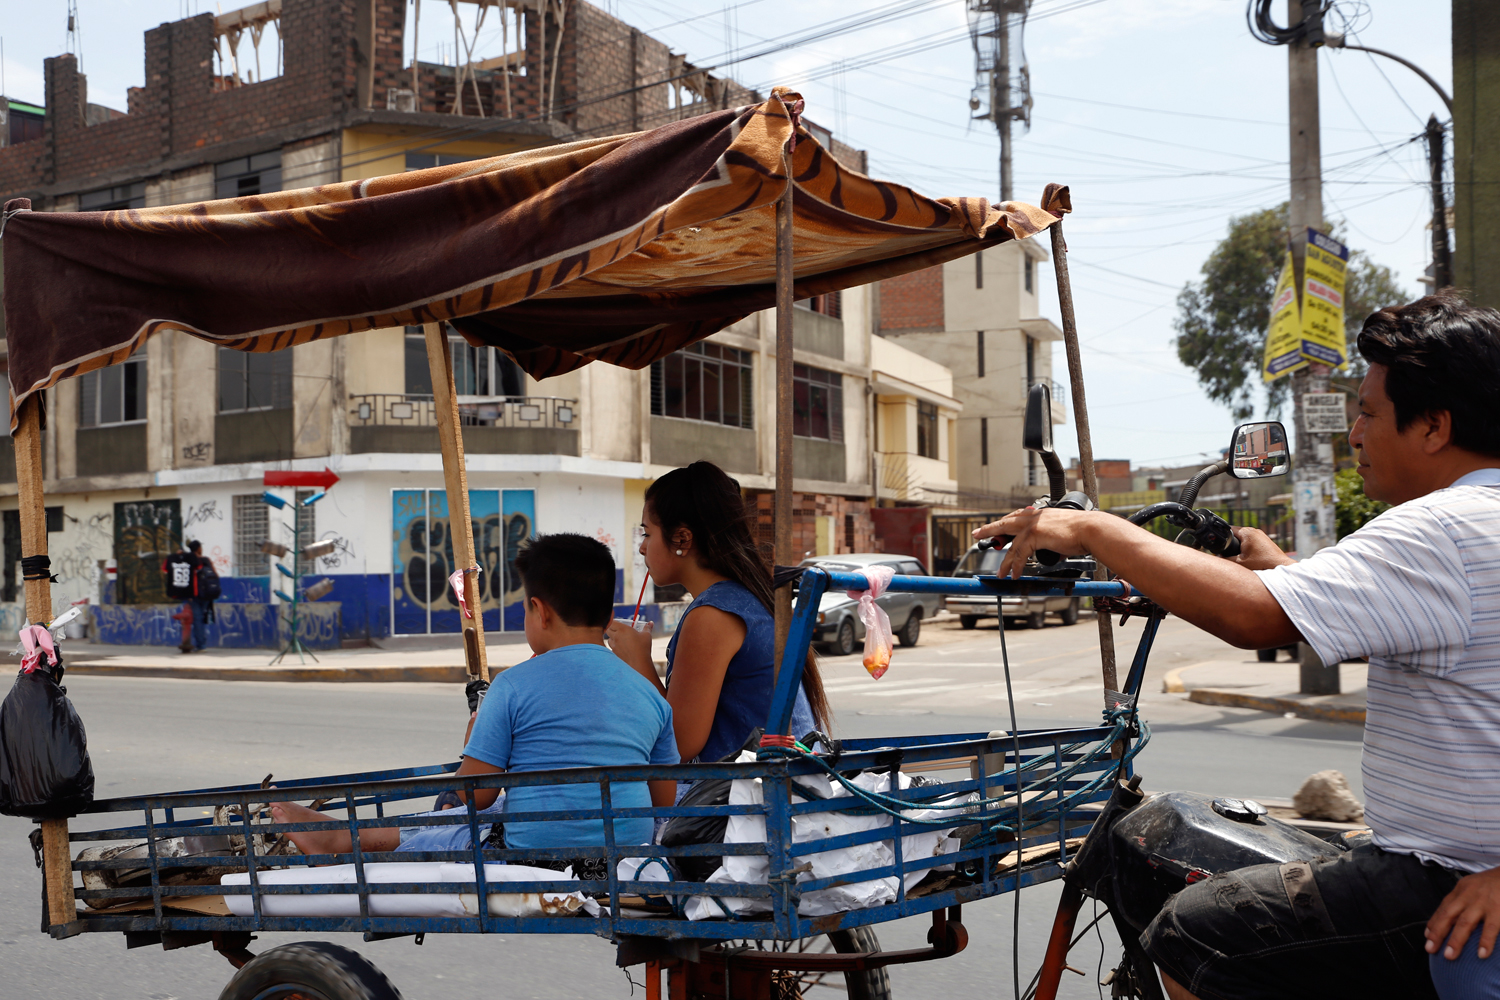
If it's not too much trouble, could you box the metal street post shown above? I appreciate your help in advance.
[1427,115,1453,291]
[1285,0,1340,694]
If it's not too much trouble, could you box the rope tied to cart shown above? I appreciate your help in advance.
[755,707,1149,835]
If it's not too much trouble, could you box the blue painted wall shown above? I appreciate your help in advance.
[91,601,342,650]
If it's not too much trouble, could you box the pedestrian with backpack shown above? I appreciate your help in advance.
[187,541,220,652]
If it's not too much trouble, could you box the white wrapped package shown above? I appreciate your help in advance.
[221,862,598,918]
[686,753,967,920]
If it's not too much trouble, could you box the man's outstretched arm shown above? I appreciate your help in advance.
[975,508,1304,651]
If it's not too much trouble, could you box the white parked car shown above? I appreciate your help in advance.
[798,553,943,656]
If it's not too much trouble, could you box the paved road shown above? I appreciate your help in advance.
[0,615,1364,999]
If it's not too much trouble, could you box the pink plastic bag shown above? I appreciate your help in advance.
[847,566,896,679]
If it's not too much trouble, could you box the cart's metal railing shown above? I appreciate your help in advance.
[52,572,1155,945]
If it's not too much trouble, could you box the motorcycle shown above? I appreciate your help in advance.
[994,386,1341,1000]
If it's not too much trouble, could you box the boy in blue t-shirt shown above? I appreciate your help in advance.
[271,533,678,860]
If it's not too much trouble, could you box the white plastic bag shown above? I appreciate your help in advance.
[684,752,968,920]
[848,565,895,679]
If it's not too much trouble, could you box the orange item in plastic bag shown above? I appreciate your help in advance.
[847,566,896,680]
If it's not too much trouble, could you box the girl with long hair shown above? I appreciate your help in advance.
[607,461,830,764]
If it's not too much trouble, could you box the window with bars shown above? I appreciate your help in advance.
[916,401,938,459]
[219,347,293,412]
[792,364,844,442]
[404,327,524,397]
[234,494,270,576]
[233,492,317,576]
[650,342,753,428]
[80,347,147,427]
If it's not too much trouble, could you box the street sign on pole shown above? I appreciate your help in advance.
[1303,392,1348,433]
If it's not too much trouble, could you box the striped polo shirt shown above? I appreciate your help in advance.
[1257,469,1500,873]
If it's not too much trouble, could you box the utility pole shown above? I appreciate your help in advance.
[995,12,1012,201]
[1427,114,1453,291]
[968,1,1031,202]
[1283,0,1340,694]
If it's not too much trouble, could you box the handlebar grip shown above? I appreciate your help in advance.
[1220,532,1241,559]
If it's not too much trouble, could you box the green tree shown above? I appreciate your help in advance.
[1335,467,1389,538]
[1173,203,1409,420]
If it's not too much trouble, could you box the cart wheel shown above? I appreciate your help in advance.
[833,619,857,657]
[1059,599,1080,626]
[898,613,921,648]
[1256,648,1278,662]
[778,927,892,1000]
[829,927,893,1000]
[218,942,404,1000]
[959,615,978,630]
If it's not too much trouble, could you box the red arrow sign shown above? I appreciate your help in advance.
[263,468,340,489]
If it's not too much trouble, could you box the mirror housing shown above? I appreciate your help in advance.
[1228,421,1291,480]
[1023,382,1055,454]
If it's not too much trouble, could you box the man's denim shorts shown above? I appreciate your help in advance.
[1143,843,1461,1000]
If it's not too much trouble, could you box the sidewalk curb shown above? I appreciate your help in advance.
[1188,687,1365,725]
[65,664,470,684]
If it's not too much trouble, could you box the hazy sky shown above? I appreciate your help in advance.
[2,1,1451,468]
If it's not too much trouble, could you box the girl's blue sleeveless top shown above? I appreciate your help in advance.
[664,580,816,763]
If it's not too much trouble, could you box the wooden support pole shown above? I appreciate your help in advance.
[425,324,490,682]
[1048,222,1119,697]
[772,152,795,684]
[14,394,74,927]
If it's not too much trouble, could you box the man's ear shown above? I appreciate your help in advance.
[1421,410,1454,455]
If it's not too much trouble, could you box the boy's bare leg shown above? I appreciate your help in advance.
[269,800,400,858]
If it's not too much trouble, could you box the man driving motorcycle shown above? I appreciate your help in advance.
[976,293,1500,1000]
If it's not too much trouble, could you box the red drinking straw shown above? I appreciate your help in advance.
[631,576,649,625]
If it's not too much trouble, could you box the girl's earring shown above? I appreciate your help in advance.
[675,549,684,556]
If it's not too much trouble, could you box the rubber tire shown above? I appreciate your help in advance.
[1028,610,1047,629]
[828,926,893,1000]
[1059,598,1080,626]
[959,615,978,630]
[218,942,404,1000]
[833,618,857,657]
[898,613,921,647]
[1256,648,1278,662]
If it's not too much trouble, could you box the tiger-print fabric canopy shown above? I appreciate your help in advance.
[0,89,1069,428]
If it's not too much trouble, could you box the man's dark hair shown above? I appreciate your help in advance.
[1357,293,1500,458]
[187,540,202,553]
[513,533,615,628]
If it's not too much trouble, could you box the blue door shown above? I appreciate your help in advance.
[391,489,534,635]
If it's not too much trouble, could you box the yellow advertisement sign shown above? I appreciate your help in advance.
[1300,228,1348,368]
[1262,251,1305,382]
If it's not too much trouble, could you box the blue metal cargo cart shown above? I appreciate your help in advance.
[47,567,1155,999]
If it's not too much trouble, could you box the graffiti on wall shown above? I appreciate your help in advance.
[391,489,534,634]
[312,532,357,571]
[51,511,113,608]
[184,499,223,530]
[114,500,182,605]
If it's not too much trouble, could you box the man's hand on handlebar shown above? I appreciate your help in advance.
[1228,526,1296,572]
[973,508,1093,579]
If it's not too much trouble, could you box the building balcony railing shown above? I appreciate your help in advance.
[348,394,578,430]
[1020,377,1067,409]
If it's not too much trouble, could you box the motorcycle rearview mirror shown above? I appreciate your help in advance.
[1022,382,1054,454]
[1228,421,1291,480]
[1023,382,1067,502]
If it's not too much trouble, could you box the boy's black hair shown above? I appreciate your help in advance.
[1357,293,1500,458]
[187,540,202,553]
[513,533,615,628]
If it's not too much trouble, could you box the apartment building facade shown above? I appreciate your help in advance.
[877,239,1067,506]
[0,0,892,646]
